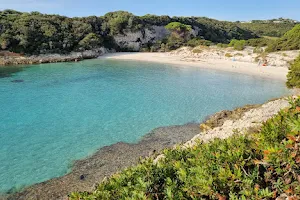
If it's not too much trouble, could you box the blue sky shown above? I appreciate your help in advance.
[0,0,299,21]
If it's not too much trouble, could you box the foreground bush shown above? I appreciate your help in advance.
[70,98,300,199]
[287,55,300,88]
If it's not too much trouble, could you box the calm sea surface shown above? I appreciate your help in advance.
[0,59,290,193]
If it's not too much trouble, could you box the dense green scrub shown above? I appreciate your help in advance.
[238,22,296,38]
[266,25,300,52]
[70,98,300,199]
[287,55,300,88]
[1,10,296,55]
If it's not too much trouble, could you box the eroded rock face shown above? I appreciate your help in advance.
[113,26,170,51]
[113,25,201,51]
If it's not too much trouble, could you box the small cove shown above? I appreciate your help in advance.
[0,59,291,193]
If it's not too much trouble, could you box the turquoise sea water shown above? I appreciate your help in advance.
[0,59,290,193]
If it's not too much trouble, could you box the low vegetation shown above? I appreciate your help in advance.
[226,38,273,51]
[187,38,212,47]
[225,53,233,57]
[287,55,300,88]
[192,48,203,54]
[228,39,246,50]
[70,97,300,199]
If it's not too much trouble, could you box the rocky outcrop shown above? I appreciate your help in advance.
[0,48,114,66]
[113,26,170,51]
[113,25,201,51]
[185,98,290,147]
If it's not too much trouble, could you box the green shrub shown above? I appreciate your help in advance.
[287,54,300,88]
[225,53,233,57]
[78,33,103,50]
[217,43,228,48]
[187,38,212,47]
[245,38,272,47]
[70,97,300,199]
[165,22,192,33]
[228,38,272,51]
[192,48,203,54]
[228,39,246,50]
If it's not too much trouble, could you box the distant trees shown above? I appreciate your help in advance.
[238,21,296,37]
[164,22,193,50]
[103,11,134,35]
[266,24,300,52]
[165,22,192,35]
[0,9,298,55]
[78,33,103,50]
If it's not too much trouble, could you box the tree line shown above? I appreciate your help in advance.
[1,10,296,55]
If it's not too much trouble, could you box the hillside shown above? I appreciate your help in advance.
[0,10,296,55]
[237,19,297,37]
[267,24,300,52]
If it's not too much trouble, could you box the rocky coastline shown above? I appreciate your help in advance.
[2,96,293,200]
[0,48,113,66]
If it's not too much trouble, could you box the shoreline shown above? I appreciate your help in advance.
[4,96,294,200]
[1,52,294,199]
[0,48,110,66]
[4,123,201,200]
[101,52,289,81]
[1,50,291,81]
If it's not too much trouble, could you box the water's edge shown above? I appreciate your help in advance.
[0,60,291,200]
[3,98,264,200]
[4,122,201,200]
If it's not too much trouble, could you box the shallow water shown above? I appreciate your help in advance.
[0,59,290,193]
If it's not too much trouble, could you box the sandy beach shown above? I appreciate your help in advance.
[101,52,290,81]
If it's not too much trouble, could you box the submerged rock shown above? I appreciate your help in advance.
[7,123,200,200]
[11,80,24,83]
[79,175,85,180]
